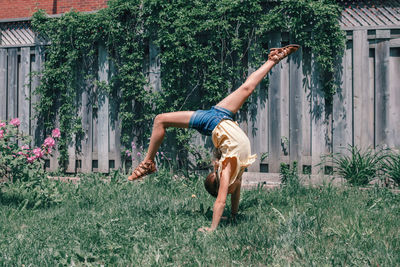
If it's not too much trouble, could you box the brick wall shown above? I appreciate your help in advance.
[0,0,108,20]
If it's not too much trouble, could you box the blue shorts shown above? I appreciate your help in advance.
[189,106,234,136]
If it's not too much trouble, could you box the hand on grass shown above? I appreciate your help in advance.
[198,226,214,233]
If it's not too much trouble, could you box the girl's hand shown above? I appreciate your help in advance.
[198,226,214,233]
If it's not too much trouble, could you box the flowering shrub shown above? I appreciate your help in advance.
[0,118,62,208]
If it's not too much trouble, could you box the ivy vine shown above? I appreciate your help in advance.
[32,0,345,170]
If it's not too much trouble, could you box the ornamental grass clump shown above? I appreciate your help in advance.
[382,150,400,186]
[324,146,386,186]
[0,119,63,208]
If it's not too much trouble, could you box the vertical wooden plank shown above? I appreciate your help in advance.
[375,38,390,147]
[368,49,375,148]
[289,46,303,168]
[280,56,290,163]
[389,48,400,147]
[311,53,325,175]
[97,44,109,173]
[81,83,93,173]
[66,135,76,173]
[246,44,266,172]
[108,59,121,170]
[31,45,45,145]
[7,48,17,120]
[19,47,30,135]
[333,41,353,154]
[353,30,371,149]
[0,49,7,121]
[301,48,312,168]
[149,40,161,92]
[268,32,282,173]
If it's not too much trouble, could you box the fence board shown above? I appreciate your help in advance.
[109,59,121,170]
[389,48,400,147]
[353,30,372,148]
[97,44,109,173]
[301,48,312,166]
[289,46,303,168]
[19,47,30,135]
[31,45,44,144]
[7,48,17,120]
[280,56,290,163]
[333,41,353,154]
[311,53,325,175]
[268,32,282,173]
[375,39,390,147]
[0,49,6,121]
[80,81,93,173]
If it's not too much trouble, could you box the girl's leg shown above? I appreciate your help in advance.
[129,111,194,180]
[217,45,299,114]
[144,111,194,161]
[216,60,275,114]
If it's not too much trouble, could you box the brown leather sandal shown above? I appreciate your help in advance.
[268,44,300,63]
[128,159,157,181]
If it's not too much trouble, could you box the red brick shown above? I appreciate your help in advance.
[0,0,108,19]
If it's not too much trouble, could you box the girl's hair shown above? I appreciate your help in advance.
[204,172,219,198]
[204,147,222,197]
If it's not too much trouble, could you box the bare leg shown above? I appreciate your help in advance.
[216,60,275,114]
[217,44,299,114]
[129,111,194,180]
[144,111,194,161]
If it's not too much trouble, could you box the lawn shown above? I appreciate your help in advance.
[1,170,399,266]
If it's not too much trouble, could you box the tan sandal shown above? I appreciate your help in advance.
[128,159,157,181]
[268,44,300,63]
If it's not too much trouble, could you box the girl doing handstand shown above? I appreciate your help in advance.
[128,45,300,232]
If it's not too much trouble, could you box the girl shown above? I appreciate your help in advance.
[128,45,300,232]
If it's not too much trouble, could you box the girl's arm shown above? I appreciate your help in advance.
[199,158,235,232]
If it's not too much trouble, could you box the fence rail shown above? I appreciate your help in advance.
[1,30,399,174]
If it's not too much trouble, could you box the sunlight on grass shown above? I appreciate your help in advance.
[1,170,399,265]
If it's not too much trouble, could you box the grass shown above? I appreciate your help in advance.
[1,170,400,266]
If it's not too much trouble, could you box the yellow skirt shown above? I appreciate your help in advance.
[212,119,257,186]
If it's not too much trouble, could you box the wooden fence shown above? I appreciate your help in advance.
[1,30,400,174]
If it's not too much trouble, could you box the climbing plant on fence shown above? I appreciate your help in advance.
[32,0,345,170]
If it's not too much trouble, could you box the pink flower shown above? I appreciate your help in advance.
[21,145,29,150]
[27,156,36,163]
[0,122,5,128]
[137,152,141,156]
[51,128,61,138]
[131,142,136,149]
[43,137,55,148]
[33,148,44,159]
[0,129,3,138]
[17,151,25,156]
[10,118,20,127]
[47,147,52,154]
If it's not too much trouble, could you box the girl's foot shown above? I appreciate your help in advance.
[128,159,157,181]
[268,44,300,63]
